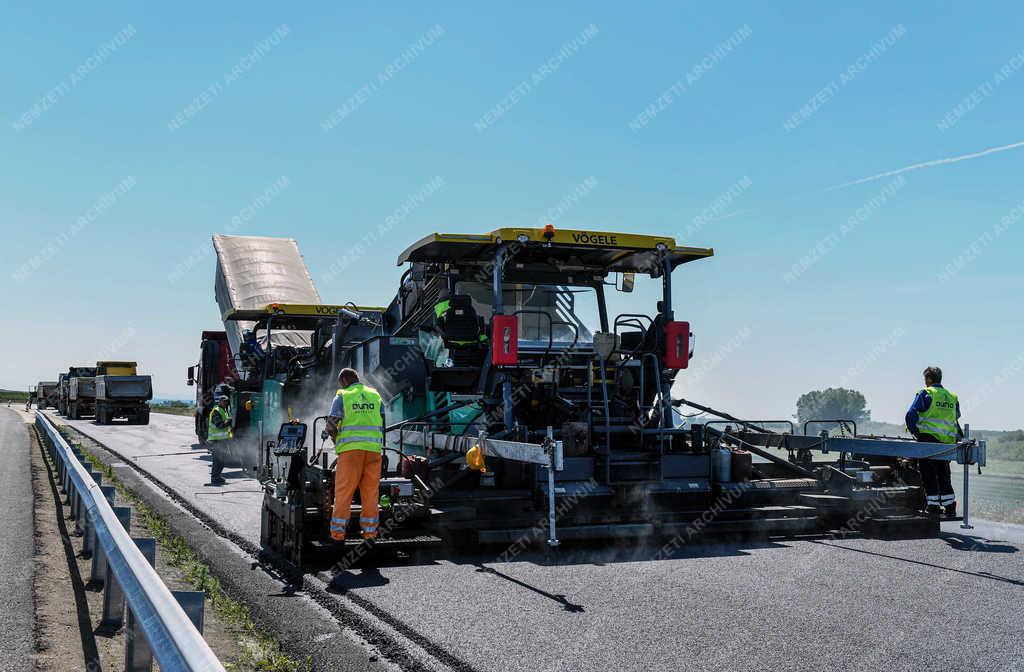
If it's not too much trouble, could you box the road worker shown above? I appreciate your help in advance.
[207,394,233,485]
[326,368,385,542]
[906,366,962,517]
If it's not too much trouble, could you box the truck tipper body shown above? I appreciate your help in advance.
[57,374,68,414]
[35,381,58,409]
[95,361,153,424]
[64,366,97,419]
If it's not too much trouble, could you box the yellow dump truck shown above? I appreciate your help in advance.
[95,361,153,424]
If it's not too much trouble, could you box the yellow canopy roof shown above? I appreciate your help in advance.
[396,227,713,273]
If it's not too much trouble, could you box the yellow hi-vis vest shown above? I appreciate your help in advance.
[208,406,233,441]
[334,383,384,454]
[917,386,959,444]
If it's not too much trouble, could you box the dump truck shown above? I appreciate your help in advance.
[259,226,986,566]
[187,331,235,443]
[214,303,384,475]
[188,235,382,474]
[56,374,68,414]
[94,361,153,424]
[35,381,59,409]
[63,366,97,419]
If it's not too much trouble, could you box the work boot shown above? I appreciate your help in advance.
[211,476,226,485]
[926,505,942,518]
[944,503,957,517]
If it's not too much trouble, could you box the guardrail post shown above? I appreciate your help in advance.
[124,538,158,672]
[101,528,147,631]
[81,471,104,558]
[83,518,95,558]
[68,482,79,527]
[173,591,206,633]
[73,488,84,535]
[100,485,116,505]
[95,506,131,589]
[61,455,70,494]
[54,441,64,483]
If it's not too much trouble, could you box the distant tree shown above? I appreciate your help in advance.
[796,388,870,427]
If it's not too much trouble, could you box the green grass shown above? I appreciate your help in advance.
[981,458,1024,477]
[987,439,1024,462]
[0,389,31,402]
[150,400,196,417]
[59,429,309,672]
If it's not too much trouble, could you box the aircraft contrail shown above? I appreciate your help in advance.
[830,139,1024,189]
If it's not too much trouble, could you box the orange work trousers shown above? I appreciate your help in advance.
[330,449,382,541]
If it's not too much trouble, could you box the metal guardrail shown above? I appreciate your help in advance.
[35,411,226,672]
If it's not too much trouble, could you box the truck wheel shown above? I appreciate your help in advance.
[69,402,78,420]
[139,410,150,425]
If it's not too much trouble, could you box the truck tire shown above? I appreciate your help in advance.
[196,413,208,445]
[139,409,150,425]
[69,402,78,420]
[96,406,106,424]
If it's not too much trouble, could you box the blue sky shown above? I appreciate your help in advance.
[2,2,1021,429]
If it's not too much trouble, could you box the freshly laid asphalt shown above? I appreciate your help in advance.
[1,408,35,672]
[53,410,1024,672]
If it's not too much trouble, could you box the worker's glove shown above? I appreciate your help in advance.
[321,429,330,440]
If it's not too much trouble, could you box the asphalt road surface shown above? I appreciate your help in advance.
[53,411,1024,672]
[1,409,35,672]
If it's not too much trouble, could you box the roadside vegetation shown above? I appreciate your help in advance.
[1,388,31,402]
[150,400,196,417]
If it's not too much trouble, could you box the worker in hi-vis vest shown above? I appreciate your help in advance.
[906,366,962,517]
[326,368,385,542]
[207,394,233,485]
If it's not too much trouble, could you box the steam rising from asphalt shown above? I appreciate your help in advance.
[283,346,426,465]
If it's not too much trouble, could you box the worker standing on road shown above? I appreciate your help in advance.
[326,368,384,542]
[207,394,233,486]
[906,366,962,517]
